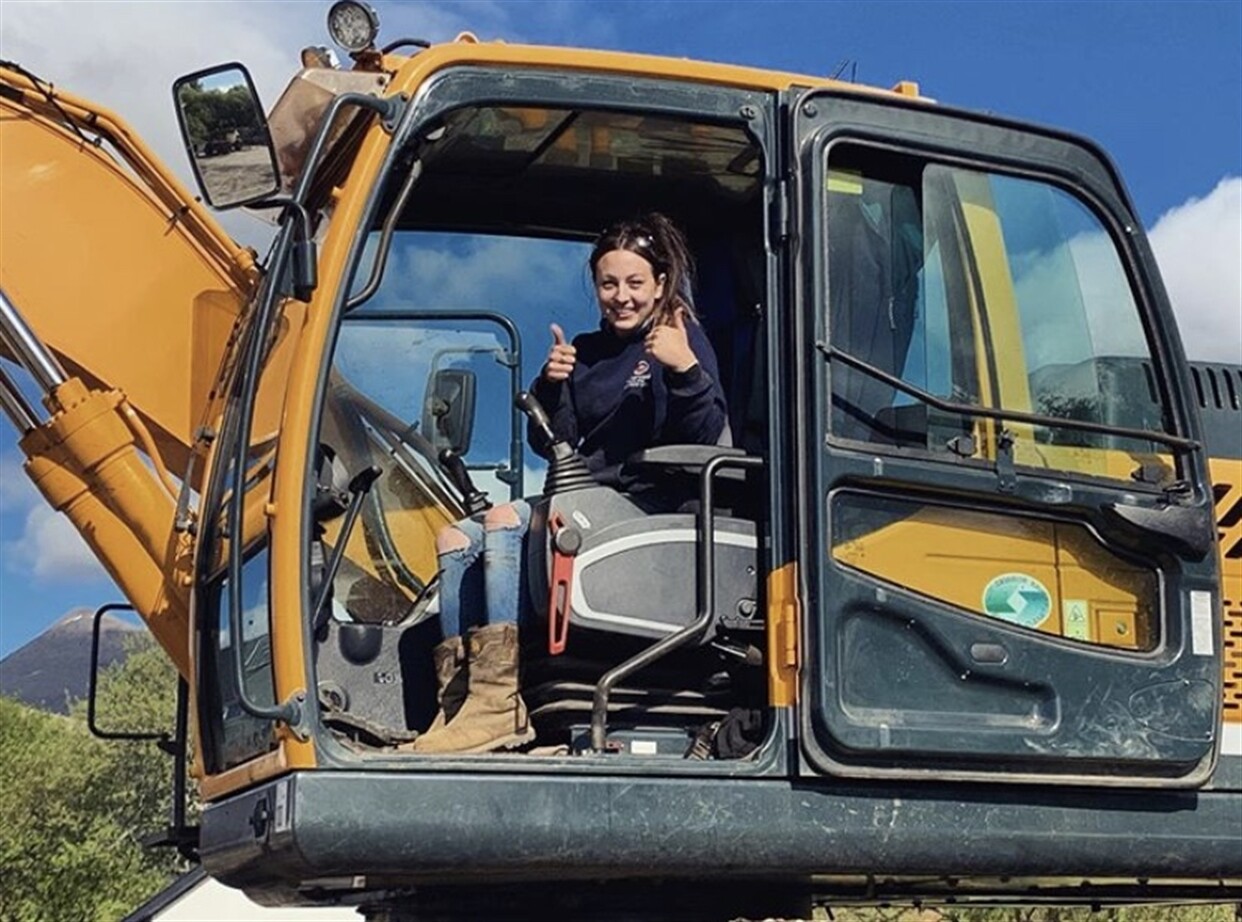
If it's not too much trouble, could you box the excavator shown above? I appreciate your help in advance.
[1,3,1239,918]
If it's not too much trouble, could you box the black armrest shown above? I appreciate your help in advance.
[622,445,751,480]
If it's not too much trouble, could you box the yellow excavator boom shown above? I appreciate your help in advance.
[0,64,279,674]
[1,64,260,469]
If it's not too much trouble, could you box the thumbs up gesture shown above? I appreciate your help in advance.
[644,308,698,373]
[542,323,577,383]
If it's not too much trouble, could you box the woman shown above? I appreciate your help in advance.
[413,213,729,754]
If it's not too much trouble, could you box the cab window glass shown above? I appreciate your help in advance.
[321,232,591,626]
[825,144,1169,478]
[205,545,277,771]
[957,172,1167,443]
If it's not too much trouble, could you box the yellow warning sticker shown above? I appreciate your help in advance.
[1063,600,1090,641]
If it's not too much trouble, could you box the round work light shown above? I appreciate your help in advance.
[327,1,380,54]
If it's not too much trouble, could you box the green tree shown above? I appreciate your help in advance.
[178,81,260,150]
[0,641,188,921]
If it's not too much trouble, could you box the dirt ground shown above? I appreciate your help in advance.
[196,145,275,203]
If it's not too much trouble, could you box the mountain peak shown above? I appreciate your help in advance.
[1,606,143,713]
[48,607,140,636]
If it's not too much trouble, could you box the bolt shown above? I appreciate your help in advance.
[803,101,819,118]
[740,104,758,120]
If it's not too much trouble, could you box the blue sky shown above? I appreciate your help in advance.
[1,0,1239,657]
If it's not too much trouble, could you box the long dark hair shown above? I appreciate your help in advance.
[589,212,696,325]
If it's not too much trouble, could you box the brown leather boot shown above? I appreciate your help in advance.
[421,635,467,737]
[412,623,534,754]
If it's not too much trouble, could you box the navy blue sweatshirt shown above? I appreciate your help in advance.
[528,319,728,486]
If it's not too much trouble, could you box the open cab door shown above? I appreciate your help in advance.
[793,92,1222,785]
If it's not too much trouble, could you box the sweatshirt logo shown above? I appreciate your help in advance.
[626,360,652,390]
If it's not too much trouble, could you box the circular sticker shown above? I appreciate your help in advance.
[981,573,1051,629]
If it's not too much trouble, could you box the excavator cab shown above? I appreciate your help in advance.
[2,4,1236,915]
[178,50,1223,783]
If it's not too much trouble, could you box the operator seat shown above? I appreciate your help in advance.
[525,447,760,647]
[518,435,764,749]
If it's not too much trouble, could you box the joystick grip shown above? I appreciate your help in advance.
[515,391,556,444]
[439,448,490,514]
[513,391,593,495]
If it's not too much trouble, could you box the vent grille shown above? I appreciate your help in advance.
[1190,364,1242,412]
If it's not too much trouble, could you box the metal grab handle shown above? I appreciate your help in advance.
[311,465,382,633]
[589,453,764,752]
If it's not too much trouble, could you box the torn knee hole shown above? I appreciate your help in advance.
[436,527,473,554]
[484,505,523,531]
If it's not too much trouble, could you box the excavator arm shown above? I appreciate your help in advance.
[0,64,277,675]
[0,63,260,469]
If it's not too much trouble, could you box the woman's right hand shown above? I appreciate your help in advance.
[543,323,577,382]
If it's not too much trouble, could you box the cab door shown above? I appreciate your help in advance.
[792,92,1221,784]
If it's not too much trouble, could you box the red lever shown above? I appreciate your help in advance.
[547,512,574,655]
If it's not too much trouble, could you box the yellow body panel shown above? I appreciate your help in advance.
[382,41,922,100]
[766,563,800,707]
[1211,457,1242,723]
[0,69,258,472]
[833,502,1151,650]
[264,116,405,773]
[955,173,1035,415]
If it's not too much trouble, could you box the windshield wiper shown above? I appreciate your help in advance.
[816,342,1198,452]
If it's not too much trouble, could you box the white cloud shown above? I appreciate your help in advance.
[2,1,315,249]
[2,2,309,177]
[0,2,473,249]
[1149,176,1242,364]
[0,1,608,252]
[2,504,109,583]
[382,233,591,314]
[0,453,37,513]
[1010,227,1152,373]
[0,1,575,181]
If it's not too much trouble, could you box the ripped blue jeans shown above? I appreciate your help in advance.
[434,499,533,639]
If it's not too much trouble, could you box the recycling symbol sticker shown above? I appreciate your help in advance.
[981,573,1052,629]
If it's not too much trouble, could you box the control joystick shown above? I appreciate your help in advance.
[514,391,594,495]
[439,447,490,515]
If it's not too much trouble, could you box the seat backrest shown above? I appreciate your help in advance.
[693,234,767,456]
[526,487,759,649]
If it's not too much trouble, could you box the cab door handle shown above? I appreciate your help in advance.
[1101,501,1214,561]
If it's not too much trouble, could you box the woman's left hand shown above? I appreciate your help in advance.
[644,309,698,373]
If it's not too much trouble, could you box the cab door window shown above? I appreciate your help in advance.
[203,546,277,771]
[826,144,1170,480]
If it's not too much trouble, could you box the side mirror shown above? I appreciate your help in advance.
[422,368,477,456]
[87,603,171,746]
[172,63,280,209]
